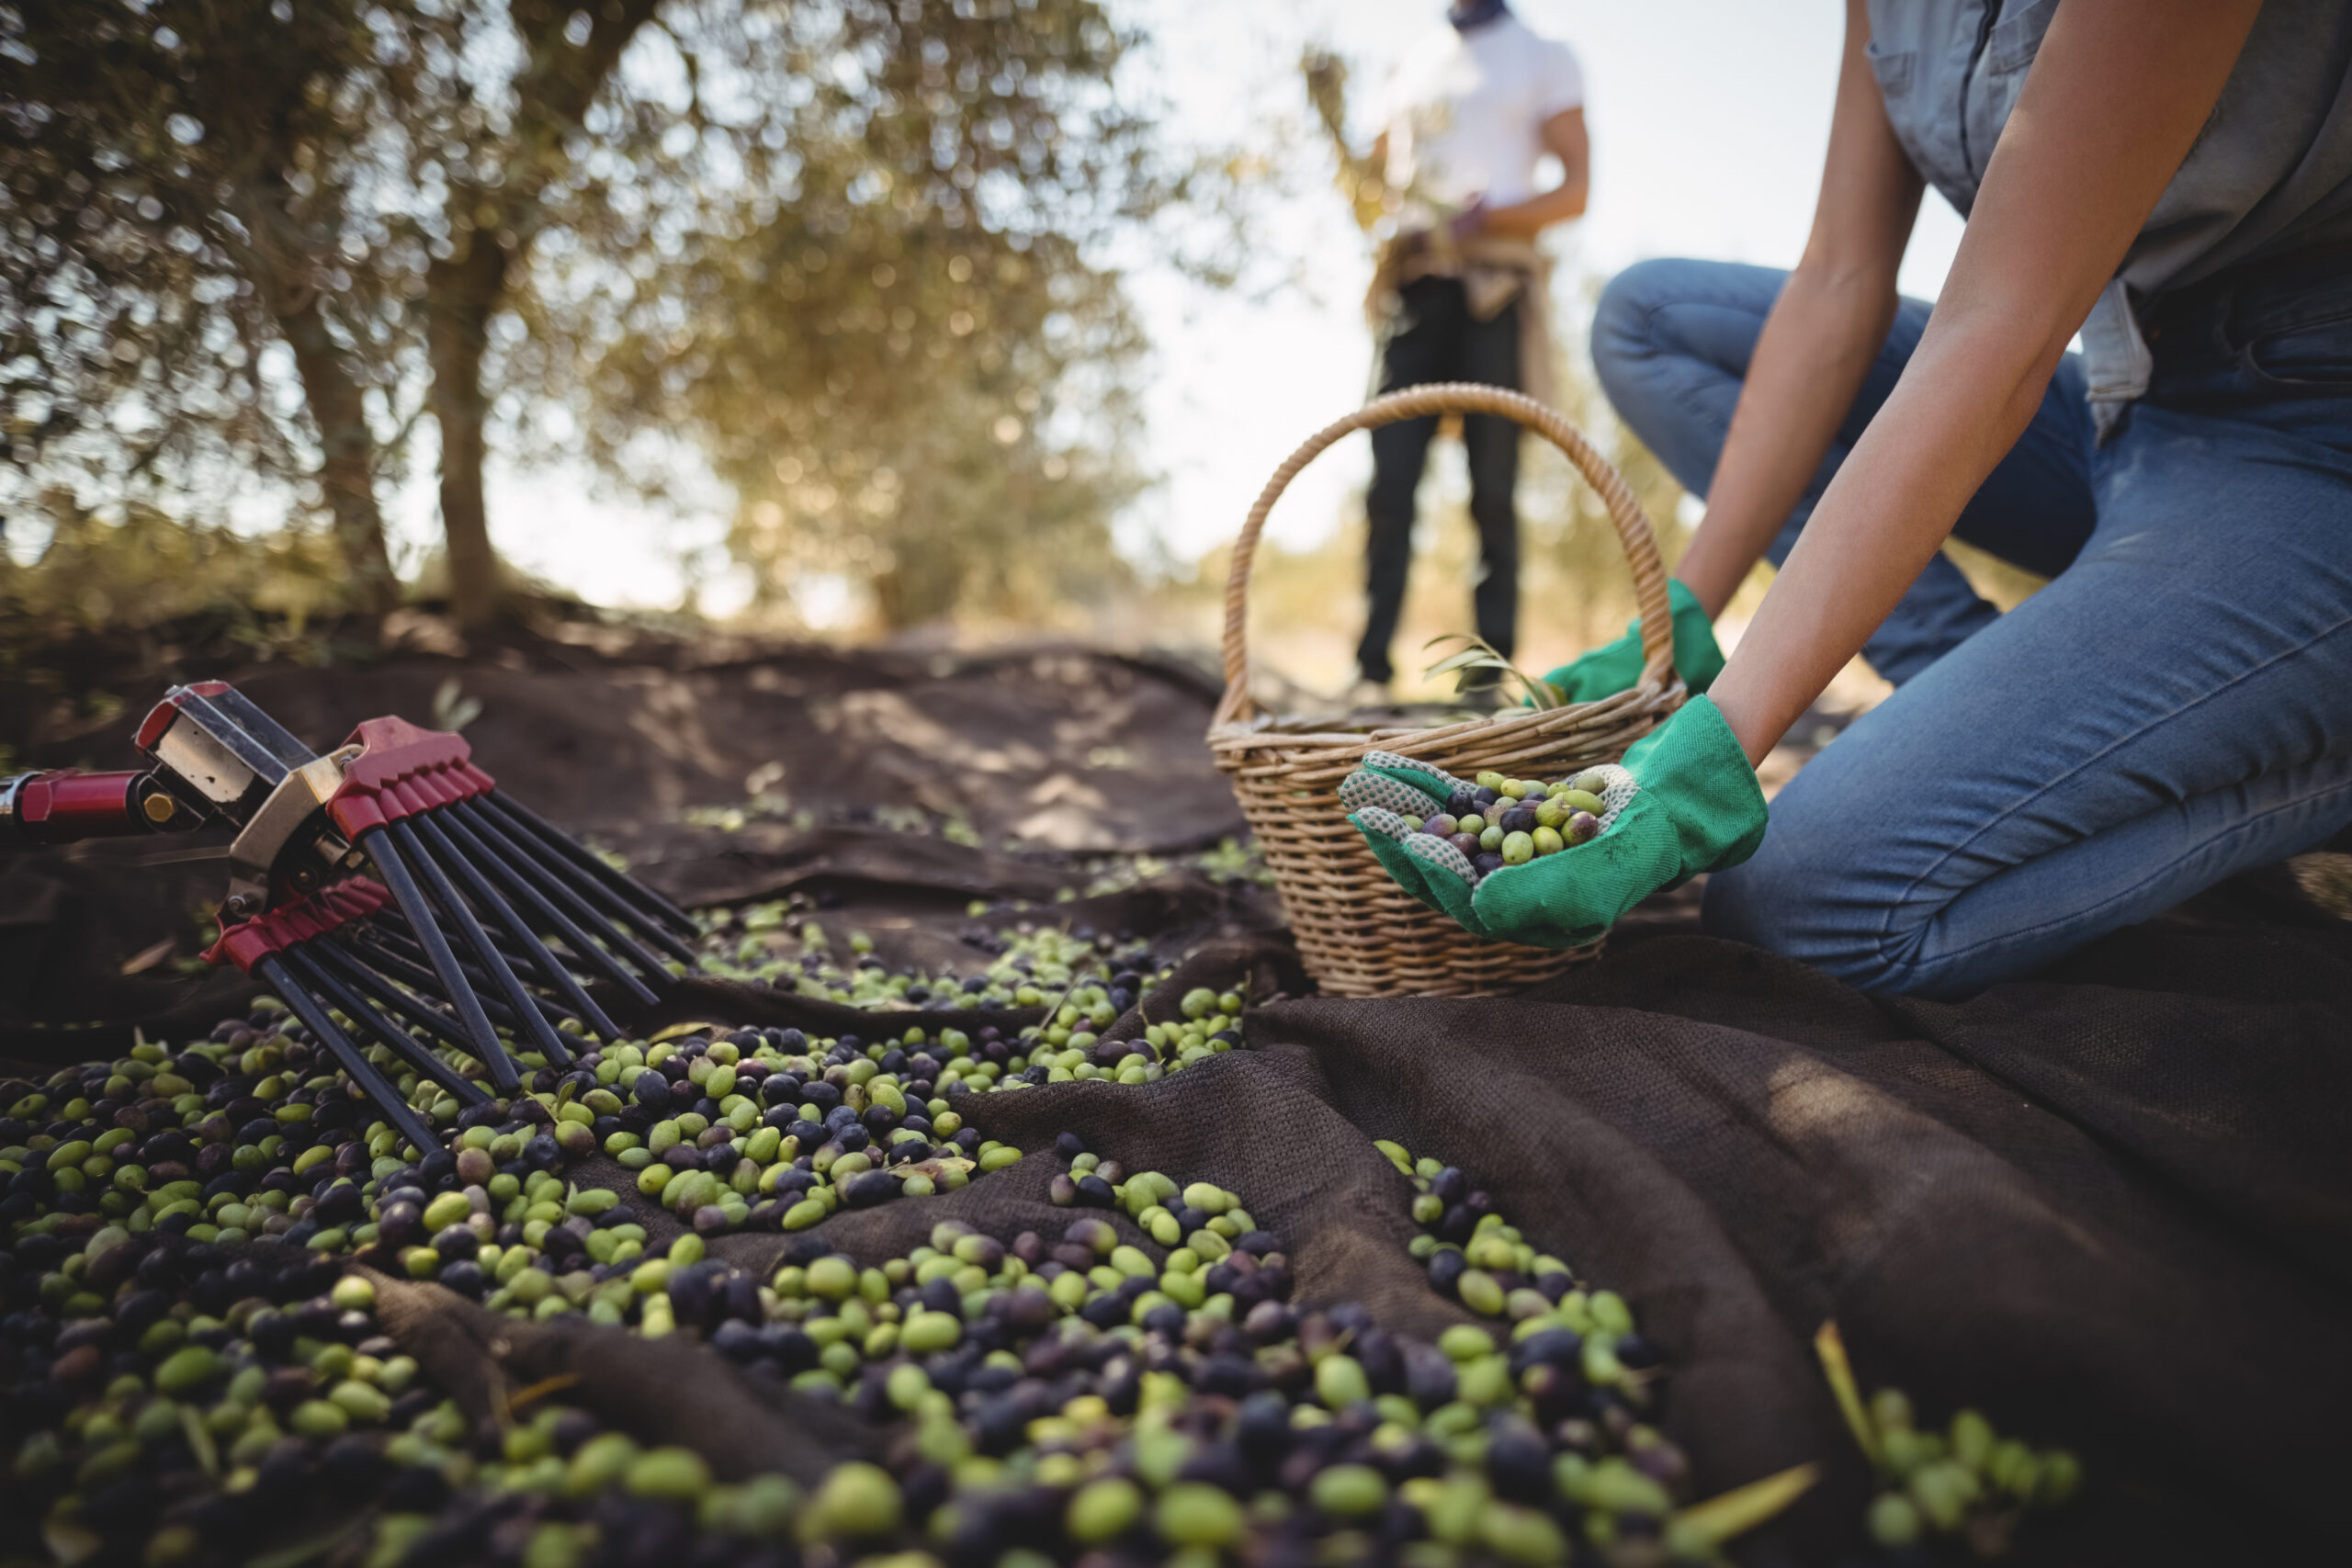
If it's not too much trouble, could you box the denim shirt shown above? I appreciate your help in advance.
[1866,0,2352,431]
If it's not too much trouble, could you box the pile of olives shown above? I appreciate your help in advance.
[4,1237,457,1566]
[2,897,2075,1568]
[1393,768,1621,883]
[0,925,1284,1564]
[1858,1391,2080,1557]
[344,1131,1785,1568]
[1808,1325,2082,1561]
[0,982,1773,1568]
[1385,1141,1657,1374]
[692,908,1168,1017]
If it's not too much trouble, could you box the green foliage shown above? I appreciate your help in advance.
[1421,634,1566,709]
[0,0,448,596]
[0,491,353,661]
[509,0,1170,629]
[3,0,1203,635]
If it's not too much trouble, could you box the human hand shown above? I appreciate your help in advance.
[1448,197,1490,243]
[1343,697,1767,948]
[1541,580,1726,705]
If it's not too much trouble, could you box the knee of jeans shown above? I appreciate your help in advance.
[1592,259,1692,389]
[1702,831,1944,995]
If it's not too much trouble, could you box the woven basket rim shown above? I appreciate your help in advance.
[1207,677,1679,757]
[1206,385,1681,997]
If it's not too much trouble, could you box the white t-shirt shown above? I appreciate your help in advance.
[1380,15,1586,217]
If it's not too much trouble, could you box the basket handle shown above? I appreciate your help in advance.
[1214,382,1677,729]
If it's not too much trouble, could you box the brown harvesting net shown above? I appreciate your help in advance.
[326,913,2349,1566]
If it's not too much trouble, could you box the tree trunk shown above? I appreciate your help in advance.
[417,0,663,629]
[276,291,399,614]
[427,239,508,629]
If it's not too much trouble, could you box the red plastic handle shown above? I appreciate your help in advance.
[8,771,150,843]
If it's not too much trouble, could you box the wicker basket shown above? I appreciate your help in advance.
[1207,382,1685,998]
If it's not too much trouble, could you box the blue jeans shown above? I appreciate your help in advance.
[1593,257,2352,998]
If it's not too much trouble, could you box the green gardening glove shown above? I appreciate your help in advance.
[1541,579,1725,704]
[1341,696,1767,949]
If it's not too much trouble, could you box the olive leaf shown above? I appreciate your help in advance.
[1814,1320,1886,1472]
[650,1021,727,1043]
[1421,634,1566,710]
[241,1515,376,1568]
[178,1403,220,1481]
[1666,1461,1821,1553]
[430,676,483,734]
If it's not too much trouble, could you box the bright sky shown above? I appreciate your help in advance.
[389,0,1969,615]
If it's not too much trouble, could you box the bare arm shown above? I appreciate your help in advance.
[1709,0,2264,765]
[1674,0,1923,616]
[1467,108,1589,238]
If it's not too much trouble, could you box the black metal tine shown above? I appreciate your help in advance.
[353,866,546,980]
[387,818,568,1067]
[526,840,703,971]
[311,936,484,1060]
[479,795,702,956]
[450,829,662,1005]
[431,873,629,1042]
[253,953,437,1153]
[407,814,582,1064]
[436,804,653,1018]
[350,920,594,1057]
[458,901,553,971]
[365,913,549,1018]
[450,798,680,984]
[280,943,487,1106]
[359,918,523,1006]
[356,826,520,1092]
[375,883,544,974]
[492,825,702,970]
[343,928,521,1030]
[354,917,436,973]
[483,791,699,938]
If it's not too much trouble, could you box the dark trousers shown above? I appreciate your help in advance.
[1357,276,1523,684]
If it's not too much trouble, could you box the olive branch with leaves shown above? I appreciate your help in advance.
[1422,634,1566,710]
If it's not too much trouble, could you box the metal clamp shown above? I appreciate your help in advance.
[220,745,367,919]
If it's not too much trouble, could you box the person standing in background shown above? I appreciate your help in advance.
[1350,0,1591,705]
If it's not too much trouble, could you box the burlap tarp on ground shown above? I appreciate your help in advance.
[331,919,2352,1567]
[5,640,2347,1563]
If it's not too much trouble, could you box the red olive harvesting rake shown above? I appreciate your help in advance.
[1,682,702,1146]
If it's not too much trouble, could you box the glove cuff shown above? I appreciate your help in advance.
[1632,695,1766,872]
